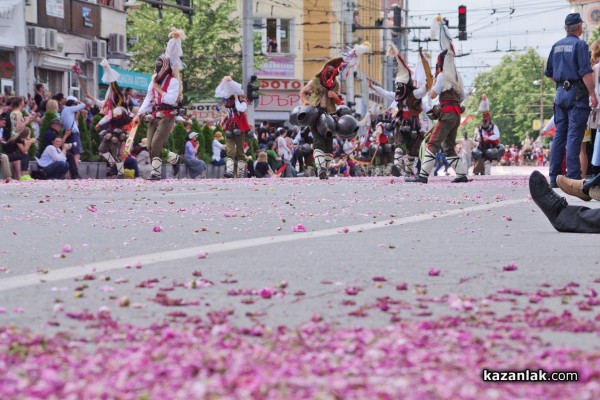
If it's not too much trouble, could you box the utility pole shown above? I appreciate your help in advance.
[344,1,355,109]
[384,1,394,94]
[242,0,255,127]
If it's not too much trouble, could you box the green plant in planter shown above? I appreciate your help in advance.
[200,124,214,162]
[78,113,95,161]
[170,122,187,155]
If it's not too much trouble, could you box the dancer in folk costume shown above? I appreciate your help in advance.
[88,59,132,178]
[472,95,505,175]
[406,16,468,183]
[214,76,253,178]
[132,27,186,180]
[368,44,430,177]
[291,50,366,179]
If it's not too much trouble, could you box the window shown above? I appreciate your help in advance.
[254,18,292,54]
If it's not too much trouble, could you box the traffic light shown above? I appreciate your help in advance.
[458,5,467,41]
[247,75,260,101]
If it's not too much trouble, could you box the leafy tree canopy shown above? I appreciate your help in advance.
[127,0,243,102]
[461,48,553,146]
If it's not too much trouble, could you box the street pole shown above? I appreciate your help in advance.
[540,69,544,132]
[242,0,255,127]
[344,1,354,108]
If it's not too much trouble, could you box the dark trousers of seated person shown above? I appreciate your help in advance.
[66,152,80,178]
[551,206,600,234]
[7,151,29,175]
[42,161,69,179]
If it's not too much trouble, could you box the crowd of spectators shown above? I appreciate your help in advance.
[0,85,559,182]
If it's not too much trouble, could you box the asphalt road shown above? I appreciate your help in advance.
[1,167,599,349]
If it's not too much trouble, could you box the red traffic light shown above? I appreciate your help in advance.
[458,5,466,15]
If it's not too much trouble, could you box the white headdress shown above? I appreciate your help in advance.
[387,43,412,85]
[430,15,463,94]
[430,16,454,54]
[100,59,120,84]
[341,41,371,78]
[215,76,244,98]
[166,27,186,71]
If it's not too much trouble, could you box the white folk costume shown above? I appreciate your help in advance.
[215,76,252,178]
[472,95,504,175]
[94,59,132,177]
[369,44,429,177]
[136,28,185,180]
[292,57,361,179]
[406,16,468,183]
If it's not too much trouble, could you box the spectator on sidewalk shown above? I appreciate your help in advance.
[37,136,69,179]
[211,131,226,166]
[184,131,207,179]
[3,128,36,181]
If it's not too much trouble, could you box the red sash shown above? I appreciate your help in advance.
[152,76,175,117]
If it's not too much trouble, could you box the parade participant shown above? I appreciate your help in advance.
[131,28,185,180]
[296,58,343,179]
[88,59,132,178]
[215,76,252,178]
[472,95,504,175]
[545,13,597,187]
[530,170,600,233]
[368,44,429,177]
[406,16,468,183]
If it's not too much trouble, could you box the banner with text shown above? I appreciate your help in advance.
[255,79,303,111]
[0,0,26,47]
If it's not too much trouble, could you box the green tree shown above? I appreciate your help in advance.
[589,25,600,45]
[168,122,187,154]
[128,1,251,102]
[465,49,553,146]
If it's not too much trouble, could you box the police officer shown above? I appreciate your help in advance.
[545,13,598,187]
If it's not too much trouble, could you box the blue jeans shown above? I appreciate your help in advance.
[550,87,590,183]
[42,161,69,179]
[434,152,450,176]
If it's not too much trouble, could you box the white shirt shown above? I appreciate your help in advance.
[138,76,180,115]
[212,139,225,161]
[37,145,66,167]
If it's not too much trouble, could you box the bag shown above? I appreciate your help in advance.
[220,148,227,159]
[31,169,47,180]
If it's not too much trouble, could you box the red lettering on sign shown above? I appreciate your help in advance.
[256,91,301,111]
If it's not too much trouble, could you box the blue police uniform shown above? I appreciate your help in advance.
[545,18,592,183]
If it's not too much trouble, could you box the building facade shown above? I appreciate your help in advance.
[1,0,130,100]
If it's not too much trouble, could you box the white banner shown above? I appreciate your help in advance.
[0,0,25,47]
[46,0,64,19]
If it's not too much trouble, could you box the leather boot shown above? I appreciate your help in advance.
[529,171,568,224]
[557,175,591,201]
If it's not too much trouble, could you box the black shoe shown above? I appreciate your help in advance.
[148,174,161,181]
[550,181,559,189]
[451,175,469,183]
[529,171,567,224]
[319,170,328,180]
[405,175,428,183]
[172,162,180,177]
[223,172,234,178]
[390,165,401,177]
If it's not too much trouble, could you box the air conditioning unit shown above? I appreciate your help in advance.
[88,40,107,59]
[46,29,58,51]
[27,26,46,49]
[109,33,126,54]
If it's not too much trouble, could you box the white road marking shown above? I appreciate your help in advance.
[0,198,529,292]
